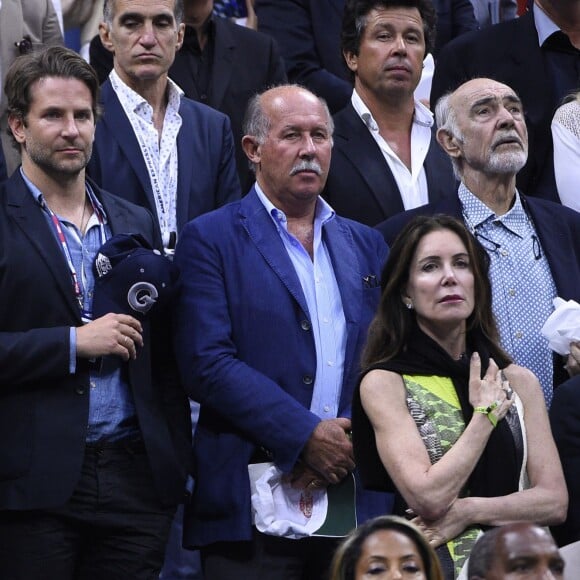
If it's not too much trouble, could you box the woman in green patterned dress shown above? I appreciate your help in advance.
[353,215,567,579]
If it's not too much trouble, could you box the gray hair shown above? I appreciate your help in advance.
[103,0,184,26]
[242,85,335,173]
[435,91,463,180]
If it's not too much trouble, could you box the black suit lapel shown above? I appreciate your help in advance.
[211,19,235,110]
[7,176,82,320]
[334,105,405,219]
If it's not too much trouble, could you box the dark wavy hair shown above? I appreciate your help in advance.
[5,46,101,149]
[329,515,445,580]
[341,0,437,67]
[362,214,511,368]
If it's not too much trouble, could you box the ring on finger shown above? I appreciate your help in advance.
[503,387,513,400]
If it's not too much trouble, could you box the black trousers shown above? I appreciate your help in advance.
[0,441,176,580]
[201,528,341,580]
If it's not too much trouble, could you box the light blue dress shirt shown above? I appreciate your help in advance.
[255,184,347,419]
[23,170,140,441]
[459,184,557,405]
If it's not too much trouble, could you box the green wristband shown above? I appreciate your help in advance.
[474,401,499,428]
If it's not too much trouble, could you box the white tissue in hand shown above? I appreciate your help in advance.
[540,297,580,355]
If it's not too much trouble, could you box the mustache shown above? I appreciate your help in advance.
[289,160,322,176]
[492,132,524,149]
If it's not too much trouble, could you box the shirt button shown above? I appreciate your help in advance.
[515,331,523,339]
[508,288,515,296]
[302,375,313,385]
[75,386,85,395]
[301,320,311,331]
[501,250,508,256]
[327,360,334,366]
[323,317,329,324]
[90,381,96,389]
[323,405,331,413]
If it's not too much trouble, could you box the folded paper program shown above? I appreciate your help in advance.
[541,297,580,355]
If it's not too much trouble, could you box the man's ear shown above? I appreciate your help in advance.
[99,22,115,54]
[436,127,462,160]
[175,22,185,51]
[242,135,261,165]
[343,50,358,73]
[8,114,26,146]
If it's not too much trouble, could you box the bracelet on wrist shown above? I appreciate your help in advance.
[474,401,499,428]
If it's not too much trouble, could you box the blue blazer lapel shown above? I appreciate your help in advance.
[176,104,195,232]
[526,200,579,300]
[100,82,159,222]
[240,190,310,317]
[322,217,363,402]
[6,173,82,320]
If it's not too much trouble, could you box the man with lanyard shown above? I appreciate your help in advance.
[0,46,191,578]
[87,0,241,257]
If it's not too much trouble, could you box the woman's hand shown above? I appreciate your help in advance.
[410,499,470,548]
[469,353,514,424]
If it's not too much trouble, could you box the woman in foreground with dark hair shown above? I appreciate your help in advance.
[353,215,567,579]
[329,515,444,580]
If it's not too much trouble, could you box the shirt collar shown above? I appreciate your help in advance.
[254,182,335,233]
[533,2,561,46]
[458,182,528,236]
[109,68,184,115]
[351,88,433,132]
[21,167,108,223]
[182,16,215,52]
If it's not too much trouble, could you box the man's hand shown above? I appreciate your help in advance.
[284,463,329,491]
[301,418,354,485]
[76,313,143,361]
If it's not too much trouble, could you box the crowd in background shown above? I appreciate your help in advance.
[0,0,578,578]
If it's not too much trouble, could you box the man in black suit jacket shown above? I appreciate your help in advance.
[90,0,287,192]
[322,0,457,227]
[431,0,580,203]
[255,0,477,115]
[0,47,190,579]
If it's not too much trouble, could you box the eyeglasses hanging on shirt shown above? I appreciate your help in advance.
[472,229,542,260]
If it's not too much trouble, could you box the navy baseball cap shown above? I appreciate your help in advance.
[92,233,180,320]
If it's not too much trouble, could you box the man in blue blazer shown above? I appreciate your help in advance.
[88,0,287,192]
[379,77,580,405]
[87,0,241,255]
[174,85,392,579]
[322,0,457,227]
[0,47,191,578]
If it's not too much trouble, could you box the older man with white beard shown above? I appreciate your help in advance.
[378,77,580,407]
